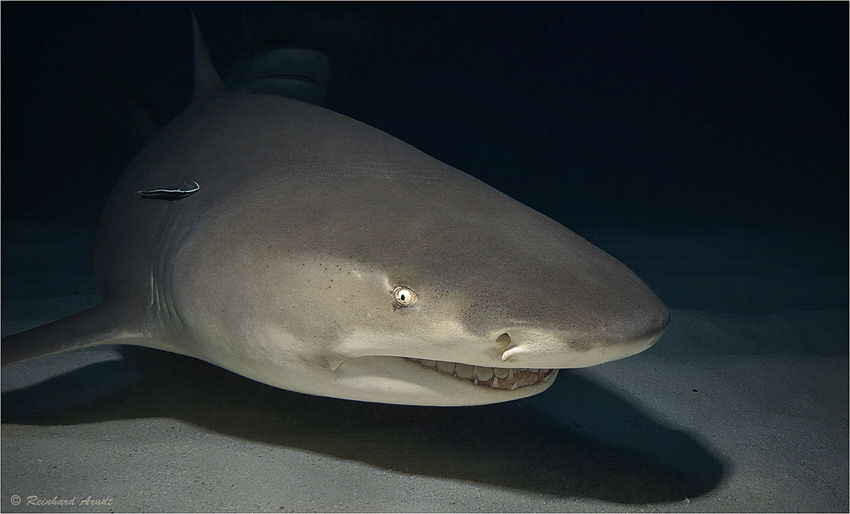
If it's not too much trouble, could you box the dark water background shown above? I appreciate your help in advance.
[3,2,846,233]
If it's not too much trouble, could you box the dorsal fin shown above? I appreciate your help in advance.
[191,11,226,102]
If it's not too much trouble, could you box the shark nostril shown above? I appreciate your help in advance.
[496,332,511,347]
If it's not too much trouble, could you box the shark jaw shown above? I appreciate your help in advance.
[311,355,561,406]
[406,358,556,391]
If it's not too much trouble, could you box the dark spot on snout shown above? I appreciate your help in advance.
[568,339,595,352]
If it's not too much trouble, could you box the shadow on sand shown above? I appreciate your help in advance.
[3,347,725,504]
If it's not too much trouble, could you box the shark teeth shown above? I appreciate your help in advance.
[406,358,555,390]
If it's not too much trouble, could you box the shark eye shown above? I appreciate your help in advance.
[392,286,417,307]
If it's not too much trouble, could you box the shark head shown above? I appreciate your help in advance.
[168,126,670,406]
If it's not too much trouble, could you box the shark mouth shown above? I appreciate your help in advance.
[407,358,555,390]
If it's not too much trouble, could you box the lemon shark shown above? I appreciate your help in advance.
[1,15,669,406]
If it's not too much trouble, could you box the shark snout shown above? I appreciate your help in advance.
[489,302,670,369]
